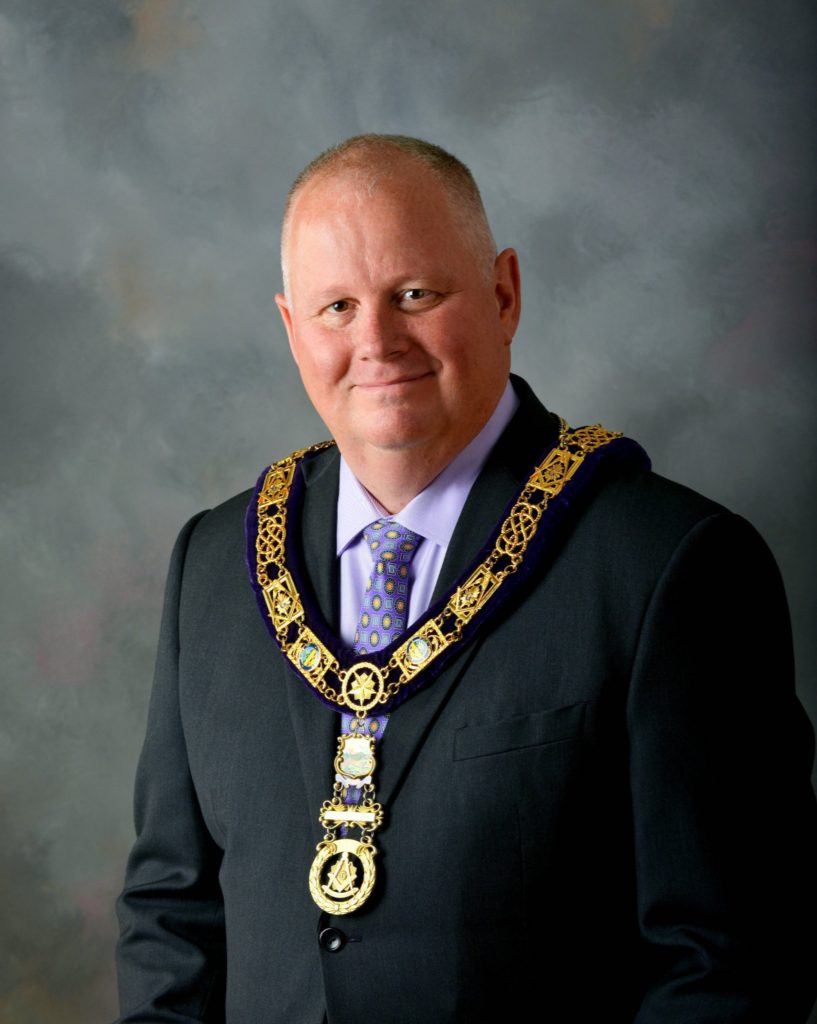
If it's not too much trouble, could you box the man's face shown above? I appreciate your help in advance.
[275,163,520,470]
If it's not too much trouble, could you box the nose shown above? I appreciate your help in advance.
[354,302,409,361]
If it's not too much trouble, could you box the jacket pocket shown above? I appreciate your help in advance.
[453,701,587,761]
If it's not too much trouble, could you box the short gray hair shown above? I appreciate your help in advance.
[280,134,496,294]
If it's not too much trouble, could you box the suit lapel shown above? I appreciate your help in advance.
[434,374,560,601]
[298,446,340,633]
[283,446,342,820]
[378,377,560,807]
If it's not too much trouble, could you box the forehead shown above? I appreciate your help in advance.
[285,164,472,276]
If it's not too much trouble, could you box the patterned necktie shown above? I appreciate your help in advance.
[354,519,422,655]
[339,520,422,804]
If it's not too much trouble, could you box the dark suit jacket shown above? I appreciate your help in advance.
[116,377,817,1023]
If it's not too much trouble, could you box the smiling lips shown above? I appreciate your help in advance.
[354,372,433,390]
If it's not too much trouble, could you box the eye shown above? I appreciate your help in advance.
[328,300,350,314]
[397,288,439,309]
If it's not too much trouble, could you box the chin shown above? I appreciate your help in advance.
[354,410,436,452]
[363,430,430,453]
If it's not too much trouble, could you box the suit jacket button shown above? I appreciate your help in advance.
[319,927,346,952]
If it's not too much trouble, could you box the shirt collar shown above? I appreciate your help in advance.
[336,379,519,555]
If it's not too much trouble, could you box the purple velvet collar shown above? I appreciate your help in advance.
[245,431,650,713]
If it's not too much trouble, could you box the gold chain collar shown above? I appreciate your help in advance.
[253,420,622,717]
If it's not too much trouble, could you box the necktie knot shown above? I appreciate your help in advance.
[363,519,422,566]
[355,520,422,655]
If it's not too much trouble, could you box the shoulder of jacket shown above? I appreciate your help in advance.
[573,462,737,564]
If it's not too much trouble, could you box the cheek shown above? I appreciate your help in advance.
[293,332,348,383]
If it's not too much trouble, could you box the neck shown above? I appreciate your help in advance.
[342,442,464,514]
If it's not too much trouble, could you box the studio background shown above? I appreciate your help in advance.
[1,1,815,1020]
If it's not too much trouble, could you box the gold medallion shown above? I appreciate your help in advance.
[340,662,386,714]
[309,838,377,915]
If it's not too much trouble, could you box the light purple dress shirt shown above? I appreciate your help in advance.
[336,379,519,647]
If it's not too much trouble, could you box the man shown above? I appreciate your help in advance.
[115,135,817,1023]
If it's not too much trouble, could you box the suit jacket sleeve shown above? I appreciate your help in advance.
[628,511,817,1022]
[115,511,227,1023]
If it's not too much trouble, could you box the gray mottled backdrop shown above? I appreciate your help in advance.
[1,0,815,1019]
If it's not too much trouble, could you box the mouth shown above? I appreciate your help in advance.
[354,372,433,390]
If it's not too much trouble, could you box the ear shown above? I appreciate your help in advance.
[275,292,299,365]
[493,248,521,344]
